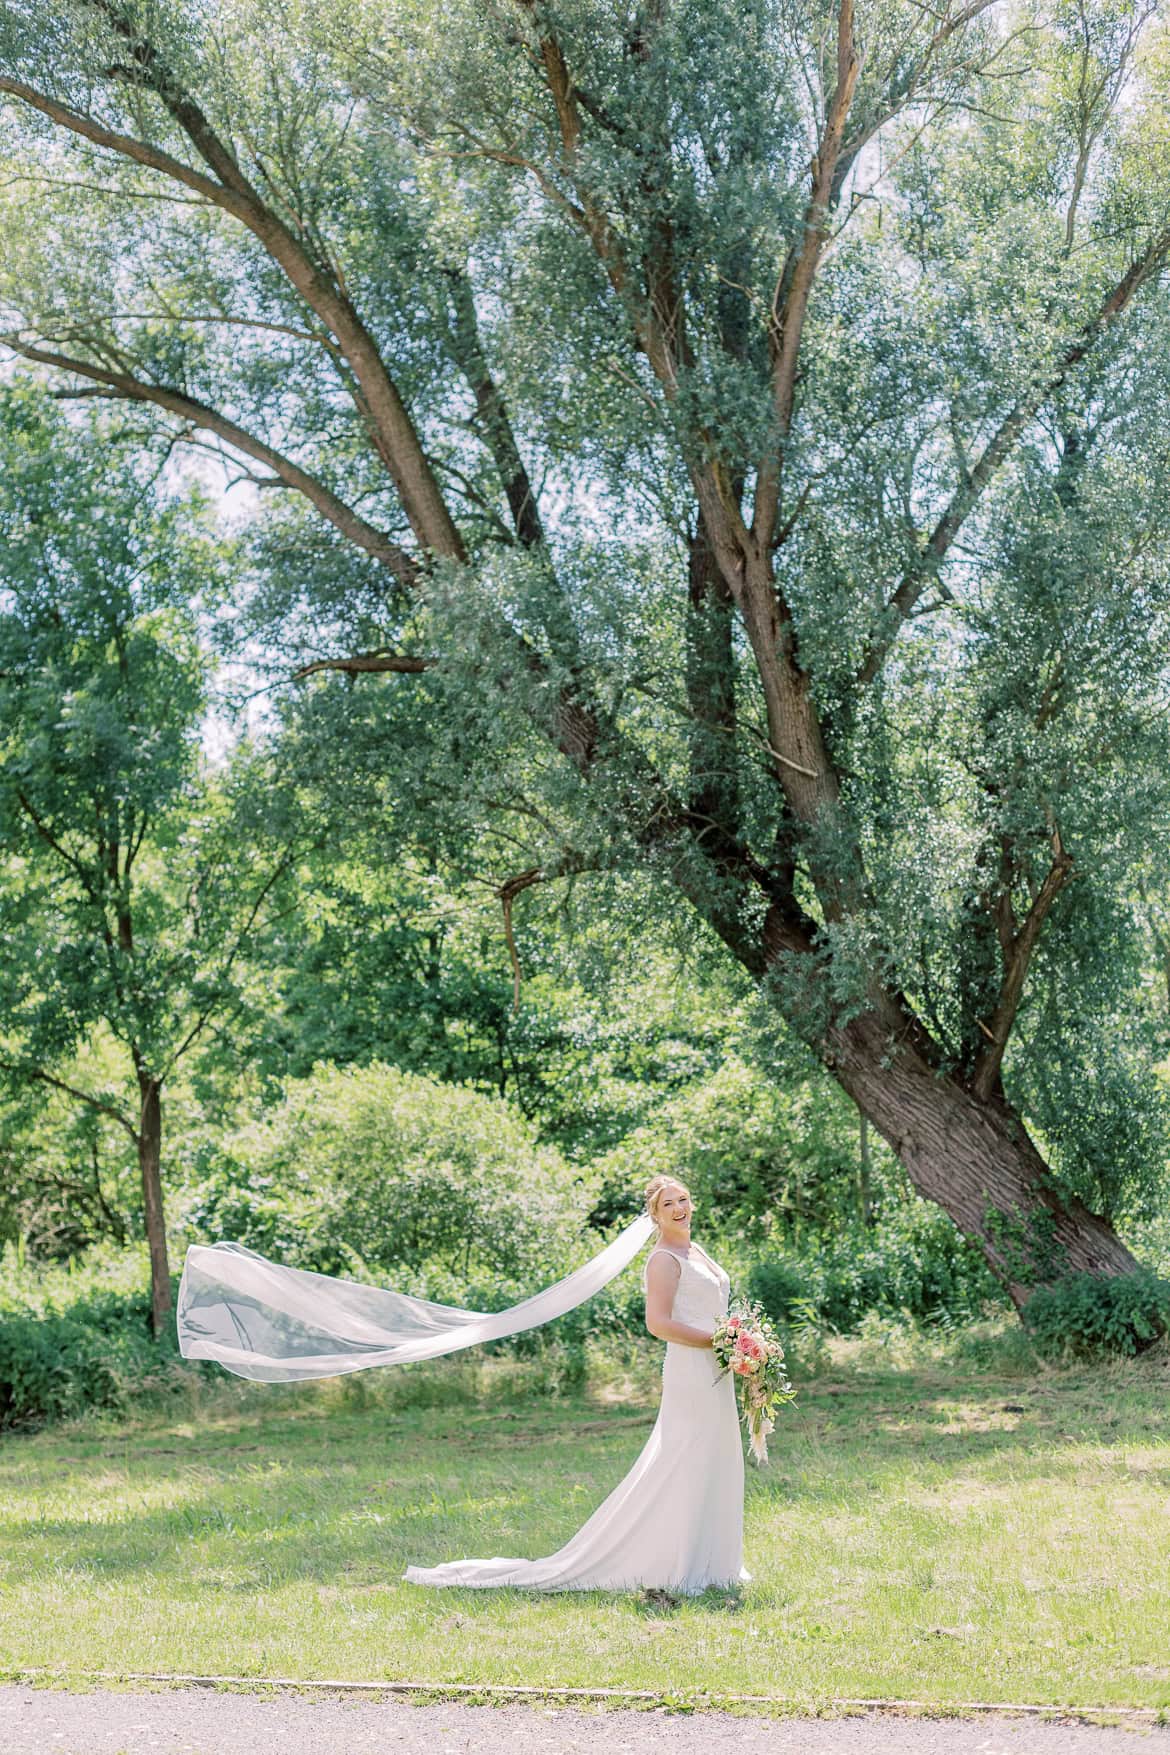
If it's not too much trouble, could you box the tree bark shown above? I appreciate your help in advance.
[818,999,1142,1308]
[685,510,740,840]
[678,845,1135,1308]
[136,1070,171,1336]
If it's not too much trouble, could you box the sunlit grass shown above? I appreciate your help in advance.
[2,1331,1170,1710]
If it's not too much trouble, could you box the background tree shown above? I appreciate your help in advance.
[0,1069,133,1258]
[2,0,1170,1310]
[0,388,301,1330]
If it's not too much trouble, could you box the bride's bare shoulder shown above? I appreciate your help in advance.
[644,1248,682,1284]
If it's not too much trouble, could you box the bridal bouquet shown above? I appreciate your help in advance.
[711,1300,795,1465]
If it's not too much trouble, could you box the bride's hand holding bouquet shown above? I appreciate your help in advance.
[711,1300,795,1464]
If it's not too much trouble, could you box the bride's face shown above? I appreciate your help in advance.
[657,1182,692,1233]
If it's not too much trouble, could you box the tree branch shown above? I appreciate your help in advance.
[753,0,860,548]
[857,226,1170,685]
[0,1060,137,1142]
[1,337,420,588]
[2,46,464,558]
[0,75,230,203]
[495,865,543,1012]
[157,846,299,1082]
[443,265,547,551]
[970,818,1076,1099]
[501,5,758,623]
[438,264,595,684]
[15,788,101,899]
[834,1,1005,196]
[292,649,436,679]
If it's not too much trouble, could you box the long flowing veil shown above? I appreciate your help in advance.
[176,1213,655,1382]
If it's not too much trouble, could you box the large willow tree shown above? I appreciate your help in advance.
[3,0,1170,1307]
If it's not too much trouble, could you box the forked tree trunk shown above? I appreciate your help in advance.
[822,1005,1141,1308]
[136,1071,171,1336]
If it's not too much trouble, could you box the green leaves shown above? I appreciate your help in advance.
[2,0,1170,1284]
[0,388,306,1257]
[187,1060,597,1283]
[1023,1266,1170,1357]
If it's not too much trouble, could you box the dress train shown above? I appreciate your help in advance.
[403,1246,748,1594]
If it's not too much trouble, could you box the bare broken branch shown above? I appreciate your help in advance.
[292,649,437,680]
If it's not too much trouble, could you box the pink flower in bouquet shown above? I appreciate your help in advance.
[712,1298,795,1468]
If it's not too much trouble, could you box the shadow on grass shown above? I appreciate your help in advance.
[743,1360,1170,1504]
[4,1355,1170,1604]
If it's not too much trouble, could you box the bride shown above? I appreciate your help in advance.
[403,1174,749,1595]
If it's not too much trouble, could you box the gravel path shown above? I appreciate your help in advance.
[1,1688,1165,1754]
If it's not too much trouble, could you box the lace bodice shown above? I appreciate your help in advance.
[642,1245,730,1328]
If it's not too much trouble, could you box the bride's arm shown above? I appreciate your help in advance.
[644,1253,714,1349]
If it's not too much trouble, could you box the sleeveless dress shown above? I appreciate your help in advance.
[402,1243,749,1594]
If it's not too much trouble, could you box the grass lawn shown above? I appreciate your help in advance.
[2,1334,1170,1712]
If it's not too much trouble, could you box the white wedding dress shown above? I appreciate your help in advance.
[403,1243,749,1594]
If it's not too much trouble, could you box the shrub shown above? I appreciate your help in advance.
[745,1256,819,1323]
[592,1055,877,1236]
[1022,1269,1170,1358]
[183,1062,597,1282]
[0,1311,128,1427]
[746,1204,1005,1333]
[0,1242,199,1430]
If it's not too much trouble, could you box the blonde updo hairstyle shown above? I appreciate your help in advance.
[644,1173,692,1231]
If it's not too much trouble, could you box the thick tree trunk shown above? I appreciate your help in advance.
[822,1004,1141,1308]
[685,510,740,838]
[136,1072,171,1336]
[679,856,1145,1312]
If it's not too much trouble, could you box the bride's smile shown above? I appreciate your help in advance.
[655,1183,692,1243]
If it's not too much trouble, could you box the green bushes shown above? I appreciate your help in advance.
[590,1057,1006,1338]
[5,1044,1166,1435]
[0,1246,648,1430]
[1022,1269,1170,1358]
[746,1256,818,1324]
[184,1063,597,1282]
[592,1055,880,1236]
[746,1205,1005,1333]
[0,1311,134,1427]
[0,1246,188,1429]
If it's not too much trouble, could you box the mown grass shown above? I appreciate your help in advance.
[2,1329,1170,1711]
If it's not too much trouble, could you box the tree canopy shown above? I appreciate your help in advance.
[0,388,303,1326]
[2,0,1170,1310]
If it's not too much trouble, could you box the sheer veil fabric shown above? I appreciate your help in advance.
[176,1214,655,1381]
[176,1216,748,1596]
